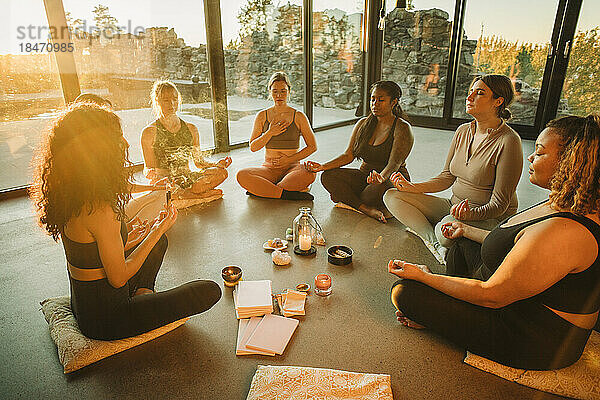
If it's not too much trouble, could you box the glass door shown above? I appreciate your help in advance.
[1,0,65,190]
[222,0,304,146]
[452,0,561,126]
[556,0,600,118]
[62,0,214,158]
[312,1,365,127]
[382,1,455,119]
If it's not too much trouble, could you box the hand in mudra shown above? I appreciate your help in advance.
[367,170,384,184]
[390,172,419,193]
[216,156,232,169]
[387,259,431,279]
[450,199,474,220]
[304,161,323,173]
[441,221,466,239]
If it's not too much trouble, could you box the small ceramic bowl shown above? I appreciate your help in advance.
[221,265,242,287]
[327,245,353,265]
[295,283,311,293]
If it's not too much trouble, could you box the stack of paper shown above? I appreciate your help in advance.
[275,289,307,317]
[233,280,274,319]
[236,317,275,356]
[236,314,299,356]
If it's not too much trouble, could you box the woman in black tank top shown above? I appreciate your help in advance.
[388,115,600,370]
[30,104,221,340]
[306,81,414,222]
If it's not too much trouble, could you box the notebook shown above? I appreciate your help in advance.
[245,314,299,355]
[236,280,273,308]
[234,280,274,319]
[236,317,275,356]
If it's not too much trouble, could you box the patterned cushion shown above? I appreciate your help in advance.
[464,331,600,400]
[40,296,188,373]
[246,365,393,400]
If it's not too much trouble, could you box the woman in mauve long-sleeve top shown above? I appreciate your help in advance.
[383,74,523,263]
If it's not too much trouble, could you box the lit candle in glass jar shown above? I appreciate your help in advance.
[314,273,332,296]
[299,234,312,251]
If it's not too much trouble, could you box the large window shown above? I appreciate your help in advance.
[557,0,600,117]
[382,1,454,118]
[222,0,304,145]
[312,1,364,127]
[0,1,64,190]
[453,1,559,125]
[62,1,214,164]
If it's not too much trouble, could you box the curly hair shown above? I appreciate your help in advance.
[30,103,132,241]
[547,115,600,216]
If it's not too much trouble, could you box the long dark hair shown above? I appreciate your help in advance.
[352,80,408,159]
[30,103,132,241]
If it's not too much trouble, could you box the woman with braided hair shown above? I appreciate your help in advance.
[306,80,414,223]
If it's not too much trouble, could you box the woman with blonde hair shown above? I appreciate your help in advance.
[236,71,317,200]
[30,103,221,340]
[142,80,232,207]
[389,115,600,369]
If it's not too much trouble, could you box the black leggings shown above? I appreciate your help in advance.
[391,280,590,370]
[391,238,592,370]
[71,235,222,340]
[321,167,409,211]
[446,237,600,333]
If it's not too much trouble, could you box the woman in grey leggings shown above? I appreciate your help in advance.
[383,74,523,263]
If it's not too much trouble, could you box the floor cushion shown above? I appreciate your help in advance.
[40,296,188,373]
[464,330,600,400]
[246,365,393,400]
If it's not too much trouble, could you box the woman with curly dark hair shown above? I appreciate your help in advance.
[388,115,600,370]
[30,103,221,340]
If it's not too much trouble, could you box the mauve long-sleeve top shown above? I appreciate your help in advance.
[418,120,523,221]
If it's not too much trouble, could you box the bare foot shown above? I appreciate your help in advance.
[192,188,223,198]
[134,288,154,296]
[395,310,425,329]
[359,205,387,223]
[173,188,197,199]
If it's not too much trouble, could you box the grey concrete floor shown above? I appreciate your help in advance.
[0,125,562,399]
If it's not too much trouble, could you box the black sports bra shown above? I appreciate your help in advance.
[62,221,128,269]
[481,204,600,314]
